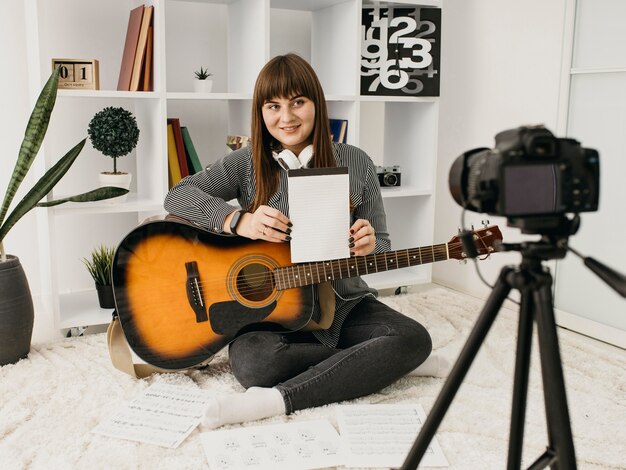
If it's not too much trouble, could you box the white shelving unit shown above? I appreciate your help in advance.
[28,0,441,330]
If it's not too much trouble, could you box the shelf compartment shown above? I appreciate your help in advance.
[166,92,251,100]
[57,90,161,99]
[166,98,252,169]
[37,0,159,92]
[58,290,114,329]
[380,186,432,198]
[359,95,438,103]
[50,193,165,215]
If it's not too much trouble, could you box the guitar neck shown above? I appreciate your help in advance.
[274,243,449,290]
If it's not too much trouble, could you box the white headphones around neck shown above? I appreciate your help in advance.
[272,145,314,170]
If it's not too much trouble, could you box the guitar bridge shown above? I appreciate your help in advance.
[185,261,208,323]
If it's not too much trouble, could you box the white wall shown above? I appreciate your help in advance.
[1,0,59,344]
[433,0,567,298]
[434,0,625,346]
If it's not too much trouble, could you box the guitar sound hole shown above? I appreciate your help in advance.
[236,263,274,302]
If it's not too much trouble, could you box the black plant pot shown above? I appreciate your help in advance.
[0,255,34,366]
[96,283,116,309]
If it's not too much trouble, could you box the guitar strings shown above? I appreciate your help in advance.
[182,240,470,293]
[227,236,494,297]
[187,241,480,300]
[165,238,488,298]
[195,243,456,291]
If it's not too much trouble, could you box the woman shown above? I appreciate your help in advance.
[164,53,440,428]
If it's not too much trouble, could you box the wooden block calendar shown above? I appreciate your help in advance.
[52,58,100,90]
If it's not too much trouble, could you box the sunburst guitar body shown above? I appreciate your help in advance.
[112,218,501,371]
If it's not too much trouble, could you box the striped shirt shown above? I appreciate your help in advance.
[163,142,391,347]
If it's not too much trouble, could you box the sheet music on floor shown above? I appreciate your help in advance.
[336,403,449,468]
[92,383,212,448]
[287,167,350,263]
[200,419,343,470]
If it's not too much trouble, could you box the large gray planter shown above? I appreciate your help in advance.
[0,255,34,365]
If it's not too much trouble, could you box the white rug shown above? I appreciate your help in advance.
[1,285,624,470]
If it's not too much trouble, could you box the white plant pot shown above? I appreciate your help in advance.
[99,172,132,203]
[194,79,213,93]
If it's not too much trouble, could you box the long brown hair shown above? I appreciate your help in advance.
[249,53,335,212]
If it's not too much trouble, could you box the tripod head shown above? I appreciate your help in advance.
[496,214,626,297]
[496,214,579,263]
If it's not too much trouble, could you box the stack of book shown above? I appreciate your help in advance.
[167,118,204,188]
[118,4,154,91]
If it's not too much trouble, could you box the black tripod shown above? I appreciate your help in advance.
[403,240,578,470]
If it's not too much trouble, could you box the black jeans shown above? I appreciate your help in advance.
[228,296,432,414]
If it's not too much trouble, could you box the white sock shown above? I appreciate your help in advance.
[408,353,451,378]
[202,387,286,429]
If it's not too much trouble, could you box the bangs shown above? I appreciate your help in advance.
[256,57,315,102]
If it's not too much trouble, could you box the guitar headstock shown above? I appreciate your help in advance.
[447,226,503,260]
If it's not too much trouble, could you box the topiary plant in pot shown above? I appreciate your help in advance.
[0,67,128,366]
[88,106,140,202]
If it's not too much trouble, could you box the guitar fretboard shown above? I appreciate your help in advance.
[274,243,449,290]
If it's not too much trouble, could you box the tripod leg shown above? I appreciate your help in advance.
[401,266,515,470]
[507,287,535,470]
[533,271,577,470]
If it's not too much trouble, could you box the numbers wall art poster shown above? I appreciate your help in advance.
[361,7,441,97]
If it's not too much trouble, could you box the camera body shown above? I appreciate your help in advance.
[449,125,599,218]
[376,165,402,187]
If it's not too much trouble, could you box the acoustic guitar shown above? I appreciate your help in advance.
[112,218,502,370]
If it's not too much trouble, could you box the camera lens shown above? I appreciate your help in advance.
[383,173,398,186]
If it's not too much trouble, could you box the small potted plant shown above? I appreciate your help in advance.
[82,245,116,309]
[193,67,213,93]
[88,106,140,201]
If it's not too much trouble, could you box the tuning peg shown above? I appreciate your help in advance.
[482,219,490,227]
[458,227,462,234]
[471,224,475,231]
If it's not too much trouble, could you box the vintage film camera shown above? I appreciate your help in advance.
[376,165,402,187]
[449,125,599,221]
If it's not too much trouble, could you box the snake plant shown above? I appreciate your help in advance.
[0,67,128,262]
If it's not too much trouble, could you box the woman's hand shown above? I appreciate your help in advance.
[349,219,376,256]
[238,205,292,242]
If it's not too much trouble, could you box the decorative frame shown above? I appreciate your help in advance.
[361,7,441,97]
[51,59,100,90]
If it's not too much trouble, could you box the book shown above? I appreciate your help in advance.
[329,119,348,143]
[167,118,189,178]
[130,5,153,92]
[117,4,145,91]
[141,25,153,91]
[167,124,182,188]
[181,127,203,174]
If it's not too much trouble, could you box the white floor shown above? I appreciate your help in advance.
[1,285,624,469]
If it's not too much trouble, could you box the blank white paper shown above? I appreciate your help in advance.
[287,167,350,263]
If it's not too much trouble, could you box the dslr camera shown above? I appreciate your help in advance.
[449,125,599,219]
[376,165,402,187]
